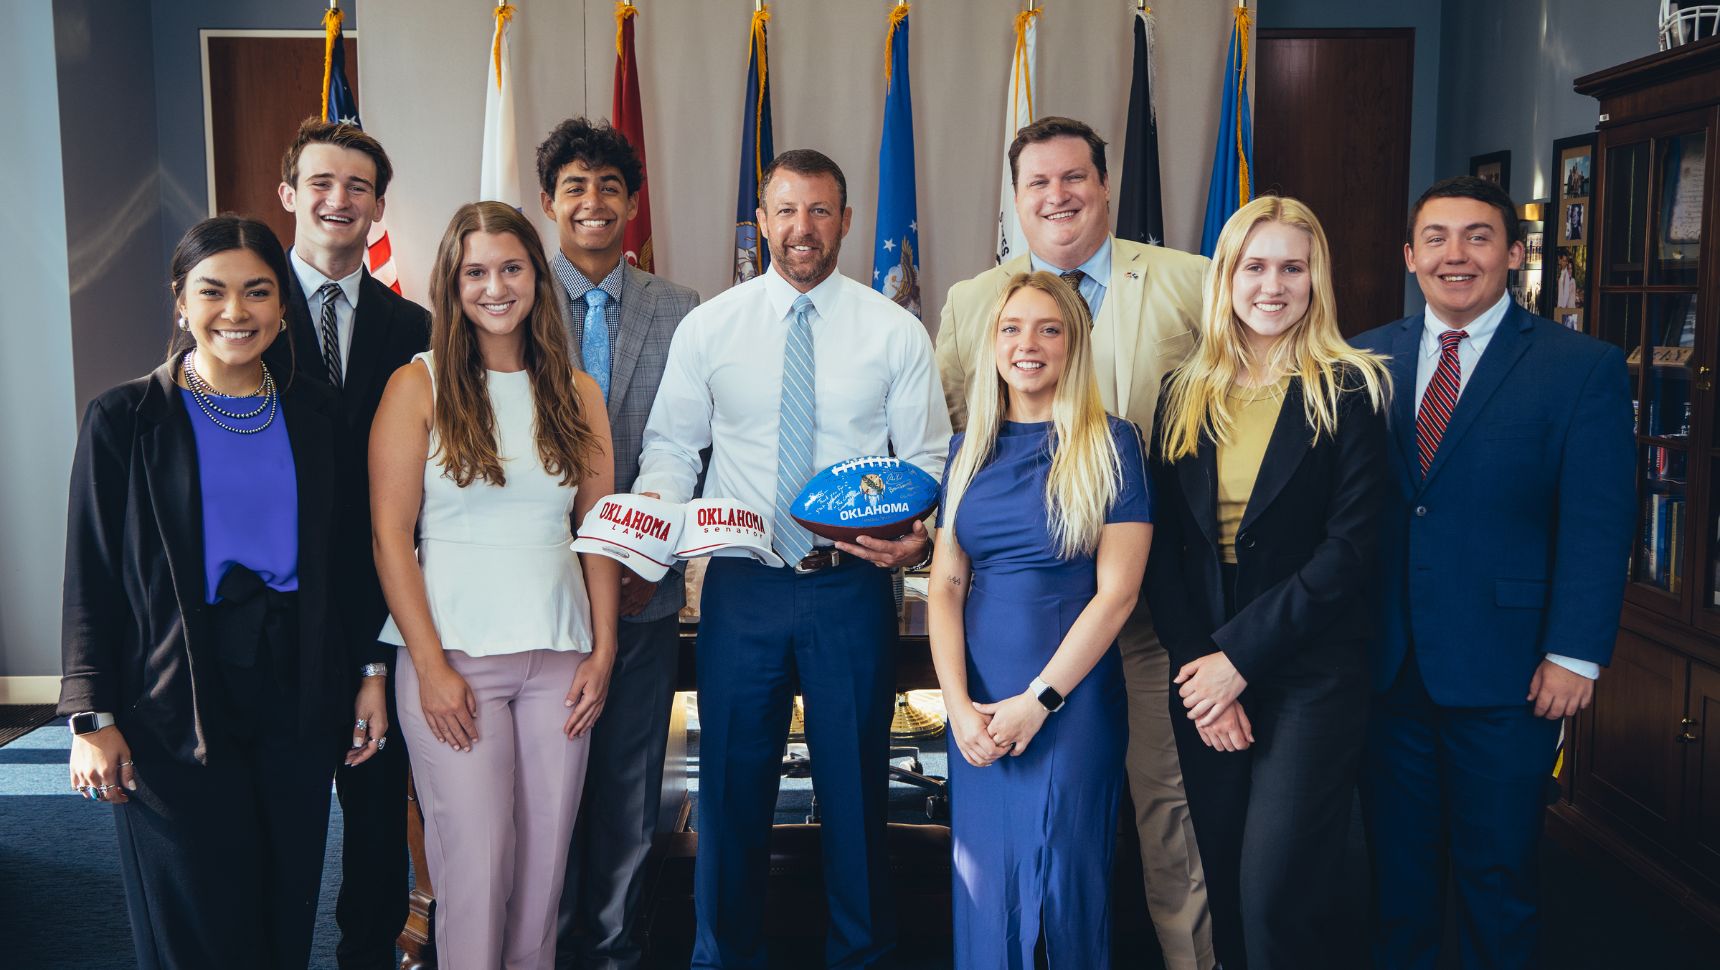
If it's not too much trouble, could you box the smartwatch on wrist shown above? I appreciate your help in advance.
[68,712,115,735]
[1029,677,1065,713]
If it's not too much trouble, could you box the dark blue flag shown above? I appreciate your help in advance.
[733,6,775,285]
[323,9,360,126]
[1200,4,1254,257]
[872,4,920,318]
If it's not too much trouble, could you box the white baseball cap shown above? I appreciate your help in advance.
[571,494,684,581]
[675,498,786,568]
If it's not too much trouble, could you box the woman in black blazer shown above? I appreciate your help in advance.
[1146,197,1390,969]
[59,215,387,969]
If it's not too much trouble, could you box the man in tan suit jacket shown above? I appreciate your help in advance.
[935,116,1215,970]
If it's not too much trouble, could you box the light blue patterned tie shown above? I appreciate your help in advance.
[773,296,818,565]
[581,288,611,401]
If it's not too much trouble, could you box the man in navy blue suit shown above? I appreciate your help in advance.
[1353,176,1633,969]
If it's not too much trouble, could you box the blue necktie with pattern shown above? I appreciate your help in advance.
[773,296,819,565]
[581,288,611,401]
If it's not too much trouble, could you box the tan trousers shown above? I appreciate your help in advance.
[1120,603,1216,970]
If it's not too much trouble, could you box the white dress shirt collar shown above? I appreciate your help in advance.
[763,264,845,322]
[289,248,363,309]
[1421,290,1511,359]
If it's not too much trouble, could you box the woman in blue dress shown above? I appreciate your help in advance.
[928,270,1152,969]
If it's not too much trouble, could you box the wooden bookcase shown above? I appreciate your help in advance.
[1559,37,1720,924]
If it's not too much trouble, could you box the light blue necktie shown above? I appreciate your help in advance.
[581,288,611,401]
[773,296,818,565]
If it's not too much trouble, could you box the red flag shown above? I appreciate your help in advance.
[613,1,653,272]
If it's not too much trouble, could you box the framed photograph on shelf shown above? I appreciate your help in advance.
[1469,150,1511,190]
[1512,225,1545,312]
[1541,133,1596,332]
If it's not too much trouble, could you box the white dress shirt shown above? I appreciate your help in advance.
[634,266,952,546]
[289,248,363,372]
[1417,291,1598,681]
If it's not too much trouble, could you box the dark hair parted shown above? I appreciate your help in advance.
[165,214,293,365]
[427,201,603,489]
[535,117,644,197]
[1008,115,1108,187]
[1407,175,1522,247]
[758,149,847,210]
[280,117,395,198]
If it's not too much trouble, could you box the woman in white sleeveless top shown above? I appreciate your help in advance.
[371,201,619,970]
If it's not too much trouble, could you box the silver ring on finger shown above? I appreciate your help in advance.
[118,760,134,767]
[376,736,387,750]
[354,718,369,730]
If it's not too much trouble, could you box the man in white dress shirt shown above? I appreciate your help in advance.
[635,149,950,969]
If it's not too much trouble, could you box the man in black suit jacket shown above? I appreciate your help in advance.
[269,118,430,970]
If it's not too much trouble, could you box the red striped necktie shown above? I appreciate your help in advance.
[1416,329,1468,476]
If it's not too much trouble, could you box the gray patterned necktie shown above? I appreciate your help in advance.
[772,296,819,565]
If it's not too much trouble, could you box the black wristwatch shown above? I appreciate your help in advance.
[1029,677,1065,713]
[69,711,116,735]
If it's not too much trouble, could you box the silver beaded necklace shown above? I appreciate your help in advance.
[182,350,278,434]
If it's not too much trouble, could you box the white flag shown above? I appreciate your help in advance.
[996,8,1041,265]
[479,4,521,206]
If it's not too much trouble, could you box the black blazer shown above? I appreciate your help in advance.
[58,360,352,764]
[267,268,430,657]
[1144,375,1388,682]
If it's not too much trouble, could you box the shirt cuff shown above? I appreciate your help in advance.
[1545,653,1600,680]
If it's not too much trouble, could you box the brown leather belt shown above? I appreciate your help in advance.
[792,548,844,574]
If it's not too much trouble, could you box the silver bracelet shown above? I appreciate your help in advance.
[360,663,388,679]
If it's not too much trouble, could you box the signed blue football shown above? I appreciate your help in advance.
[792,456,940,542]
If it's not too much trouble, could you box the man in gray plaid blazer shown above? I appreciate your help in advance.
[539,118,699,970]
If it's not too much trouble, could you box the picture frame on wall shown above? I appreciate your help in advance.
[1469,150,1511,190]
[1541,133,1596,332]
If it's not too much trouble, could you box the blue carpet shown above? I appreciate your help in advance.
[0,725,950,969]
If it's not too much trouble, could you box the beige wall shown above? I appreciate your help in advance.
[360,0,1244,329]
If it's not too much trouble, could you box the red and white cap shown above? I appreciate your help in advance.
[571,494,684,581]
[674,498,785,568]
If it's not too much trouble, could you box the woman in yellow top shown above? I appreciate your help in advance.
[1145,196,1390,970]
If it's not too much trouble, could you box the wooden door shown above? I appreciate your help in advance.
[1576,631,1688,847]
[1255,29,1414,336]
[205,33,358,248]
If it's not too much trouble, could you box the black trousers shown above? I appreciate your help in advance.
[334,646,410,970]
[1169,564,1369,970]
[115,589,346,970]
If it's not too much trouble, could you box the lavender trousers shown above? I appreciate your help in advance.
[397,646,592,970]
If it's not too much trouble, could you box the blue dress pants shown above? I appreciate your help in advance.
[1363,658,1561,970]
[691,556,897,969]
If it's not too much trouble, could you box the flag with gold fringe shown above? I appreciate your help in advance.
[319,6,401,293]
[614,2,654,272]
[480,3,521,206]
[733,4,775,284]
[996,5,1041,265]
[1200,3,1253,256]
[872,3,920,318]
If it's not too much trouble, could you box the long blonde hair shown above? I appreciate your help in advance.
[944,272,1121,559]
[427,201,602,488]
[1159,196,1390,461]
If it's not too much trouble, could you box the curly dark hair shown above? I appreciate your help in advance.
[535,117,644,198]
